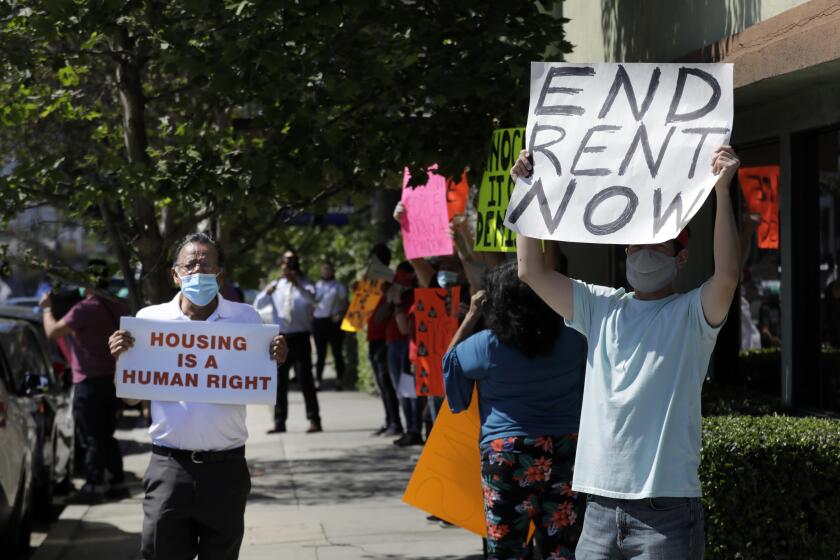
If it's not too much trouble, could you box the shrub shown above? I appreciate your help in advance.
[355,331,378,394]
[702,380,787,417]
[701,415,840,560]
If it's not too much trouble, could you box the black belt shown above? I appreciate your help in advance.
[152,444,245,464]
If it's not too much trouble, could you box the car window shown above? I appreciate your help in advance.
[0,325,49,394]
[22,324,53,385]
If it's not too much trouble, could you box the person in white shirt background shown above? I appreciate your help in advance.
[253,249,323,434]
[312,261,348,390]
[108,232,289,560]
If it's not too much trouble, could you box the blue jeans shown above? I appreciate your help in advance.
[576,495,704,559]
[386,339,422,434]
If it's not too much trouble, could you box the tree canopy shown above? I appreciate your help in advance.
[0,0,569,306]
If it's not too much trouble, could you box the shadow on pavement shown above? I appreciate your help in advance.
[366,555,483,560]
[36,519,140,560]
[247,444,418,505]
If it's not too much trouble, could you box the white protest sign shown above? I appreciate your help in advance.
[505,62,733,244]
[116,317,279,405]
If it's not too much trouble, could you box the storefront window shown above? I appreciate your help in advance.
[818,128,840,413]
[737,142,781,396]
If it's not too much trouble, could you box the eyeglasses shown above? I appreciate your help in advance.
[175,260,221,274]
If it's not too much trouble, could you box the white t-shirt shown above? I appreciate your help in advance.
[566,280,722,499]
[136,293,262,451]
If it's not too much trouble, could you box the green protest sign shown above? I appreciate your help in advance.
[474,127,525,252]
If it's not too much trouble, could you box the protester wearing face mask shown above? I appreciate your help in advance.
[107,233,289,560]
[512,145,741,559]
[254,249,322,434]
[41,259,131,501]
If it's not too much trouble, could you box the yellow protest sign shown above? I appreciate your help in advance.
[340,278,383,333]
[403,391,486,537]
[474,127,525,252]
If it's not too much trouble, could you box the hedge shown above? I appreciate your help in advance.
[701,415,840,560]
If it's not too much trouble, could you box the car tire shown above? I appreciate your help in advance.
[0,469,33,560]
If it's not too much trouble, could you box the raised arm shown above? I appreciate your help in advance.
[700,146,742,327]
[451,214,485,295]
[39,293,73,339]
[511,150,574,320]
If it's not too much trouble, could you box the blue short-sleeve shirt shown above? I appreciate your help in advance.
[443,328,586,445]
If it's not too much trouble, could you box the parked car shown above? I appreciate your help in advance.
[0,312,75,521]
[0,339,36,559]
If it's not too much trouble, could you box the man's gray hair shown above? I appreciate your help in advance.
[171,232,225,267]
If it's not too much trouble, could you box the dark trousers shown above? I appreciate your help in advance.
[386,339,424,434]
[275,331,320,428]
[141,453,250,560]
[312,317,345,383]
[73,376,124,485]
[368,339,401,430]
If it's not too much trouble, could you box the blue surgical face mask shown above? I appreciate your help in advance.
[437,270,459,288]
[179,273,220,306]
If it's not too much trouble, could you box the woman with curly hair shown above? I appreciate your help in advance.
[443,260,587,560]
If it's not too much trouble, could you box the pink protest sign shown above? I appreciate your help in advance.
[400,166,453,260]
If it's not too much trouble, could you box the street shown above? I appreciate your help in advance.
[31,386,483,560]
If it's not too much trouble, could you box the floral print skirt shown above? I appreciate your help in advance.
[480,434,584,560]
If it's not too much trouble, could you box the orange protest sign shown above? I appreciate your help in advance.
[446,171,469,220]
[340,278,383,333]
[403,391,486,537]
[414,287,460,397]
[738,165,780,249]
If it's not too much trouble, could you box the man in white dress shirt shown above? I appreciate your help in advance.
[108,233,288,560]
[253,249,322,433]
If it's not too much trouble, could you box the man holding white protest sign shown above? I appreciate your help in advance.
[508,62,740,559]
[108,233,288,560]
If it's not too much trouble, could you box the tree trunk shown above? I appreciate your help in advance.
[114,27,172,304]
[98,199,142,312]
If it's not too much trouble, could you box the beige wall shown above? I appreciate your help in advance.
[563,0,810,63]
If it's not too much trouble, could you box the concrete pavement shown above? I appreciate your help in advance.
[32,386,484,560]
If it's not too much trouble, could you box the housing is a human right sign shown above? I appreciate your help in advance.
[505,62,733,245]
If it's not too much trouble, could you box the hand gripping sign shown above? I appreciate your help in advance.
[116,317,279,405]
[505,63,733,245]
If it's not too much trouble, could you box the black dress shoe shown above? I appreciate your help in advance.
[306,421,323,433]
[371,425,388,436]
[394,432,424,446]
[267,425,286,434]
[383,425,403,437]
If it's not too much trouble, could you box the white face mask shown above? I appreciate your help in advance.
[626,249,677,293]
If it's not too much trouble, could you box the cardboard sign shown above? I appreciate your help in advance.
[446,171,469,219]
[414,287,460,397]
[505,63,733,244]
[340,278,383,333]
[738,165,780,249]
[365,257,395,283]
[116,317,278,405]
[400,165,454,260]
[403,391,486,537]
[475,128,526,252]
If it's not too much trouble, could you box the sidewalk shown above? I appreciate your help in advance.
[32,387,484,560]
